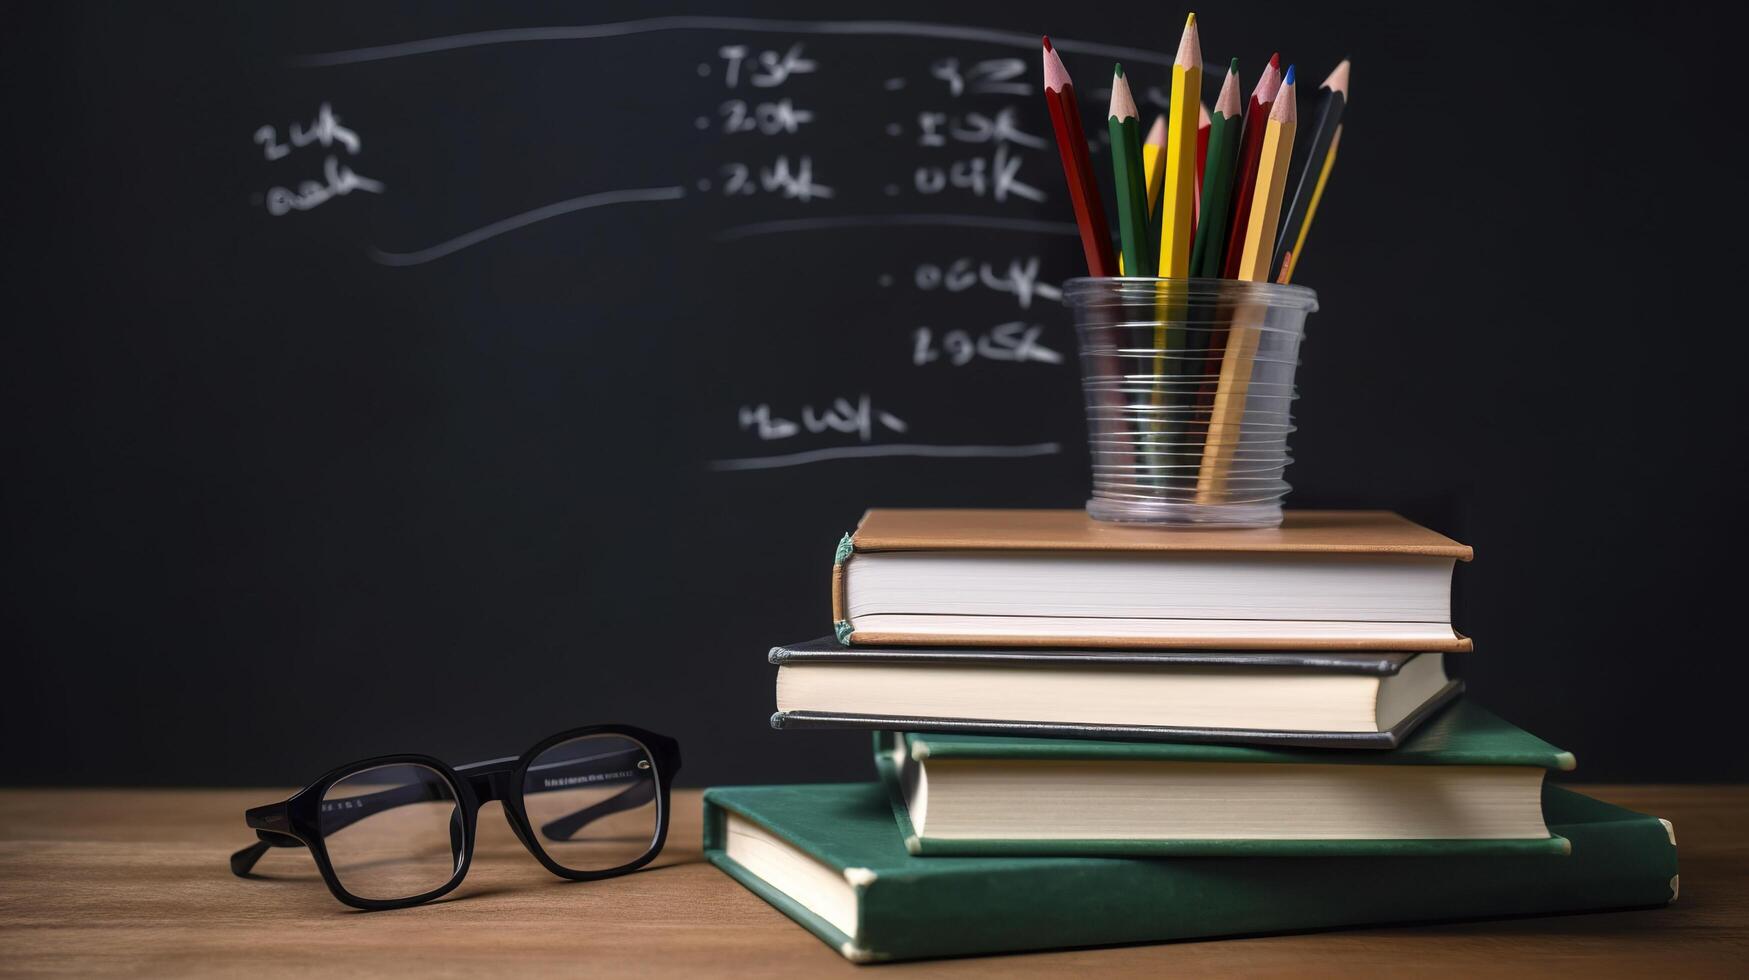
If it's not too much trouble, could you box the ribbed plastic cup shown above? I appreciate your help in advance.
[1064,277,1318,528]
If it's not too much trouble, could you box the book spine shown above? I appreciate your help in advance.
[831,533,851,644]
[703,795,872,961]
[851,813,1676,961]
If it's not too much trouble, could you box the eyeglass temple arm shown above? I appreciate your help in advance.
[232,803,305,877]
[230,832,305,876]
[537,776,657,842]
[314,780,452,836]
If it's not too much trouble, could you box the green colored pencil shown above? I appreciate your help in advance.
[1192,59,1245,277]
[1108,65,1153,276]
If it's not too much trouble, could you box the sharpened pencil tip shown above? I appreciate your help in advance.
[1255,55,1284,103]
[1145,114,1168,146]
[1042,42,1071,92]
[1268,52,1281,70]
[1113,63,1125,78]
[1283,65,1296,86]
[1109,68,1138,120]
[1322,59,1351,97]
[1041,35,1053,51]
[1214,64,1243,116]
[1176,14,1202,69]
[1270,74,1297,124]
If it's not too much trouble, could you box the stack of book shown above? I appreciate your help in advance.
[706,510,1679,963]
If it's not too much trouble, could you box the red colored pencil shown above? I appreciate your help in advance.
[1219,53,1283,279]
[1043,36,1117,276]
[1194,100,1211,235]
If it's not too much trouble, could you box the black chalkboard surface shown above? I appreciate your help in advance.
[4,2,1742,786]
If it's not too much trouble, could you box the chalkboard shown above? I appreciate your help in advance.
[6,3,1743,786]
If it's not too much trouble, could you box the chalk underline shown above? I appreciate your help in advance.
[717,213,1079,241]
[368,185,684,266]
[709,442,1062,471]
[370,193,1077,264]
[292,18,1195,69]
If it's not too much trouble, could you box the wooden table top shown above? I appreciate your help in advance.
[1,785,1743,977]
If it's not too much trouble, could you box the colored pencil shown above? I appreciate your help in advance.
[1236,66,1298,280]
[1200,68,1297,500]
[1219,53,1283,279]
[1278,124,1342,283]
[1154,14,1203,280]
[1042,37,1117,277]
[1141,114,1169,245]
[1184,62,1244,458]
[1194,100,1211,233]
[1191,60,1243,277]
[1273,59,1350,282]
[1108,65,1153,276]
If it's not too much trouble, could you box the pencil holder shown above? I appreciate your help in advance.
[1064,277,1318,528]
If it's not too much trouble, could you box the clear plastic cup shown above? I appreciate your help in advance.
[1064,277,1319,528]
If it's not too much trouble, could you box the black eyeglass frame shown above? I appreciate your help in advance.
[231,723,681,911]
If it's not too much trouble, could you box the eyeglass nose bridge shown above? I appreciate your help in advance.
[458,765,551,858]
[463,766,519,806]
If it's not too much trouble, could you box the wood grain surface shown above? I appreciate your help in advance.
[1,785,1743,977]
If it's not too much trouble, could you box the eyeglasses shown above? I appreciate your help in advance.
[231,724,680,910]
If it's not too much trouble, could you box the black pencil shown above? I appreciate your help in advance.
[1272,60,1349,281]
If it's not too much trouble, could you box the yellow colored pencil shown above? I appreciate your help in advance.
[1199,67,1297,500]
[1141,114,1168,230]
[1144,17,1200,483]
[1154,13,1203,279]
[1236,67,1298,281]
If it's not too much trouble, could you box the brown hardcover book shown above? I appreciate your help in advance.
[831,510,1473,651]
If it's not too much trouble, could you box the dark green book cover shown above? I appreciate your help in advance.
[703,782,1677,963]
[877,700,1576,856]
[893,700,1573,769]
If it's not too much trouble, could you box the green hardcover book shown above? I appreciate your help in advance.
[875,700,1576,856]
[703,782,1677,963]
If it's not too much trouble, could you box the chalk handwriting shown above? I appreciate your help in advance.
[739,396,907,442]
[717,43,817,88]
[253,103,361,161]
[913,257,1061,309]
[264,155,385,215]
[914,108,1046,149]
[719,98,815,135]
[928,58,1032,98]
[913,323,1063,367]
[913,145,1044,203]
[720,156,833,200]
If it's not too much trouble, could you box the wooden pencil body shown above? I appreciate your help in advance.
[1196,302,1266,500]
[1238,117,1298,281]
[1110,113,1153,276]
[1192,114,1243,277]
[1203,89,1296,500]
[1156,64,1203,279]
[1046,89,1115,276]
[1281,124,1343,283]
[1220,100,1273,278]
[1141,137,1166,246]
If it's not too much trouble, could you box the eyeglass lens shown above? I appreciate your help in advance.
[319,762,463,901]
[521,734,661,873]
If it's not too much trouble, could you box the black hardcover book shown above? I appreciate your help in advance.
[769,636,1462,749]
